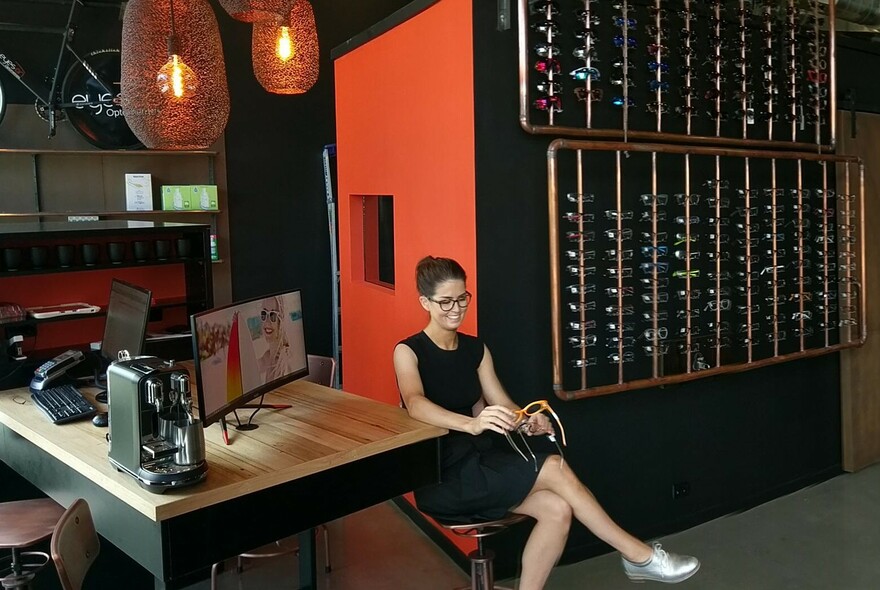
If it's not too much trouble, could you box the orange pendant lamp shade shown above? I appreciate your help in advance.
[217,0,287,22]
[121,0,230,150]
[252,0,319,95]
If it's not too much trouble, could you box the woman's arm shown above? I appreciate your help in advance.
[393,343,516,436]
[477,345,519,410]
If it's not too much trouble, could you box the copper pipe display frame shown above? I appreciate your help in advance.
[519,0,837,152]
[548,139,865,401]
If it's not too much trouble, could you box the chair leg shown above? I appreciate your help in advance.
[210,561,220,590]
[319,524,331,573]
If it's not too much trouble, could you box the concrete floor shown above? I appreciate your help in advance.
[200,462,880,589]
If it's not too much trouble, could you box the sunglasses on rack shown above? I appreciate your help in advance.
[570,66,601,81]
[534,96,562,111]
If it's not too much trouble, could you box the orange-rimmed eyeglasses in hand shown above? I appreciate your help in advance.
[504,400,567,472]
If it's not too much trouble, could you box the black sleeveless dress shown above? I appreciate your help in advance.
[399,331,552,524]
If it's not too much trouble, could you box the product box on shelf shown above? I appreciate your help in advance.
[191,185,218,210]
[125,174,153,211]
[161,185,192,211]
[161,185,218,210]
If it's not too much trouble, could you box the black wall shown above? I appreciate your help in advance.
[472,1,845,569]
[217,0,414,358]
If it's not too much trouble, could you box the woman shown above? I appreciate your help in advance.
[258,295,295,383]
[393,256,699,589]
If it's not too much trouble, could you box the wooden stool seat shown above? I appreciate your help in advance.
[0,499,65,590]
[438,513,529,590]
[0,500,65,549]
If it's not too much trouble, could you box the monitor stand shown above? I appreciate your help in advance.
[92,359,109,404]
[241,402,292,411]
[218,400,293,444]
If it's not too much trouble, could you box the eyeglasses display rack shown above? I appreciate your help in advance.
[521,0,835,150]
[547,141,864,400]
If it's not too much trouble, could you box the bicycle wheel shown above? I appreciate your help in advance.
[61,48,142,150]
[0,74,6,129]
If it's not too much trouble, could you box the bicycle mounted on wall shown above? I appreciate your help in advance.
[0,0,141,149]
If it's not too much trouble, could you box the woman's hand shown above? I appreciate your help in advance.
[469,405,518,436]
[523,412,555,437]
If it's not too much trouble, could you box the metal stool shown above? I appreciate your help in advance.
[439,513,529,590]
[0,499,65,589]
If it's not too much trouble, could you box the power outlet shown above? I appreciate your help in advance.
[672,482,690,500]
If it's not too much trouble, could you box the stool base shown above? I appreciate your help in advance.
[0,550,50,590]
[452,549,515,590]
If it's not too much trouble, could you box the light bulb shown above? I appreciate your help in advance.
[276,26,293,62]
[157,54,199,99]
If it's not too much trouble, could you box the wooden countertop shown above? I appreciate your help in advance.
[0,379,445,523]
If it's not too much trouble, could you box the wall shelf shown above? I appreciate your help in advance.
[0,257,204,279]
[0,101,231,308]
[0,296,196,330]
[0,149,217,157]
[0,211,221,219]
[0,221,213,378]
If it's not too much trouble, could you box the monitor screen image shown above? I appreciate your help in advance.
[190,290,308,427]
[101,279,152,364]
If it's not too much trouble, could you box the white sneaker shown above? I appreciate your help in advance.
[622,543,700,583]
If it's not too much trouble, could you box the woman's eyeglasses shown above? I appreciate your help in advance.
[427,291,472,311]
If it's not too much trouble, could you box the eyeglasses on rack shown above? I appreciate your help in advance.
[574,87,604,102]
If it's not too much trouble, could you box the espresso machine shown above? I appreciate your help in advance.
[107,356,208,493]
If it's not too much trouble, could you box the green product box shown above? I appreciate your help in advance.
[161,185,193,211]
[191,185,219,210]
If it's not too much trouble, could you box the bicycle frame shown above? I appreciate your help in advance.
[0,0,115,136]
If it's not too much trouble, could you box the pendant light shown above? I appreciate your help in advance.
[252,0,319,95]
[217,0,287,23]
[156,0,198,100]
[121,0,230,150]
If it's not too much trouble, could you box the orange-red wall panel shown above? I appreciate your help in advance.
[335,0,477,556]
[336,0,477,406]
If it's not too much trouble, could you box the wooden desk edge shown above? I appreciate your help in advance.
[0,386,446,522]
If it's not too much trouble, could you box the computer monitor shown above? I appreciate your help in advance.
[100,279,152,365]
[190,290,308,428]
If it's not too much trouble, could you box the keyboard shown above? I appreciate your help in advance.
[31,384,97,424]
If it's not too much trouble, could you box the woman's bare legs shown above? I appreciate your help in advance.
[511,490,572,590]
[511,456,699,586]
[528,455,652,564]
